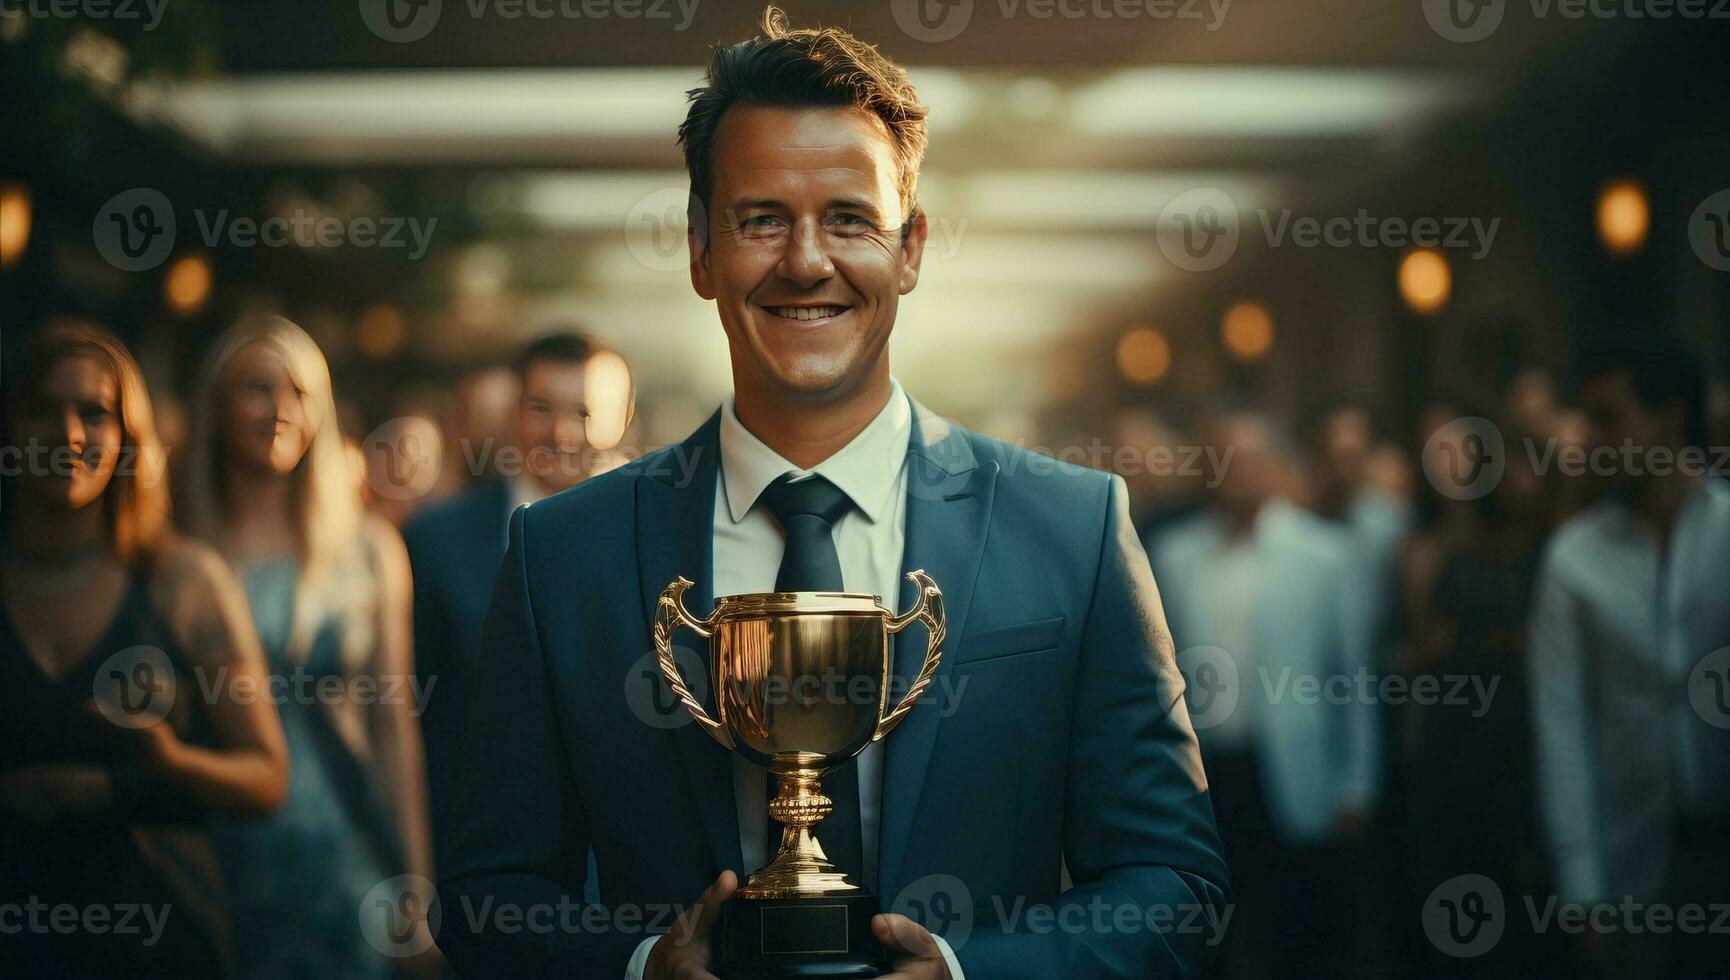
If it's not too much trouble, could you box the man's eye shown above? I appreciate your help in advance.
[826,212,875,234]
[739,215,785,235]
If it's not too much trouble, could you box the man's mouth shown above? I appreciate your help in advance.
[762,304,850,323]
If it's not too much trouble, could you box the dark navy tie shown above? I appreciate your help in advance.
[756,473,865,883]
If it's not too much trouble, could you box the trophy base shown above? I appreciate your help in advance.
[711,892,886,979]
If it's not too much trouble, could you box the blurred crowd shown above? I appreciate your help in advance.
[2,312,1727,979]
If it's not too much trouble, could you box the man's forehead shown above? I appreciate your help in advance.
[710,106,900,198]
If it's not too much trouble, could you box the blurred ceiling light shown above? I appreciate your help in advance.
[356,304,407,359]
[164,254,212,316]
[0,184,29,269]
[1117,327,1172,386]
[583,350,633,451]
[128,69,970,162]
[1220,299,1274,361]
[957,172,1278,230]
[1398,248,1451,314]
[1596,177,1649,256]
[1071,69,1469,138]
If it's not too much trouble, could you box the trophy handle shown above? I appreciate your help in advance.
[876,569,946,741]
[654,577,733,750]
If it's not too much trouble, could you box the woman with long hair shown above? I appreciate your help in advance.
[0,322,289,978]
[181,314,430,978]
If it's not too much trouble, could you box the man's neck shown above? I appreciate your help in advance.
[1633,467,1698,547]
[732,370,893,470]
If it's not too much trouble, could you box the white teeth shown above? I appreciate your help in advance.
[769,306,845,321]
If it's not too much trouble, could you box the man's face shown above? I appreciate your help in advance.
[1581,371,1680,486]
[516,359,592,492]
[689,105,927,404]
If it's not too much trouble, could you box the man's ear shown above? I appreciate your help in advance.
[898,208,930,295]
[689,218,716,301]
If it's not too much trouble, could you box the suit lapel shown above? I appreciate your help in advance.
[634,412,743,875]
[879,401,996,896]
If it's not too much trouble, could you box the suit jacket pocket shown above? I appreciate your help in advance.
[953,616,1066,665]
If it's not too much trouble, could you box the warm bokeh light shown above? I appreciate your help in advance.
[1116,326,1172,385]
[356,304,407,358]
[582,349,633,451]
[1595,177,1649,256]
[1398,248,1451,314]
[0,184,31,269]
[1220,299,1275,361]
[164,253,212,315]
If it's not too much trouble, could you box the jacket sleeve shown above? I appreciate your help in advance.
[433,504,639,977]
[956,475,1232,978]
[1526,542,1606,906]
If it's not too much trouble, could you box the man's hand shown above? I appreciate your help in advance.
[872,913,952,980]
[644,870,738,980]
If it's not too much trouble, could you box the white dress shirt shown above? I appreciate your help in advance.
[626,377,963,977]
[1529,476,1730,905]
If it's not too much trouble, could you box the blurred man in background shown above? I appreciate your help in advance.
[404,330,632,860]
[1147,409,1380,980]
[1527,335,1730,980]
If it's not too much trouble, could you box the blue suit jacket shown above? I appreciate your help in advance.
[403,478,511,859]
[434,401,1229,978]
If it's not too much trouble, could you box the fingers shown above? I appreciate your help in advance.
[669,870,738,947]
[872,913,941,959]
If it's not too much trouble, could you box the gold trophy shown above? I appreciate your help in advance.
[653,570,945,979]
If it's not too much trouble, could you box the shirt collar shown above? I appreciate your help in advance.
[719,376,913,526]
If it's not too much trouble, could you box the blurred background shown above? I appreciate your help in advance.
[3,1,1728,978]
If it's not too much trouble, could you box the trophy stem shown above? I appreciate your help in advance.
[737,768,860,899]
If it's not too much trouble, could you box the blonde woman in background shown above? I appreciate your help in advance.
[182,314,430,978]
[1,323,289,978]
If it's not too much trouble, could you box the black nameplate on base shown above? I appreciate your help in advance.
[711,892,886,979]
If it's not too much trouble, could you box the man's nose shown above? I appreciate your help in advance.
[775,218,834,288]
[553,414,588,448]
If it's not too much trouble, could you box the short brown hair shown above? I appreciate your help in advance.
[678,6,928,238]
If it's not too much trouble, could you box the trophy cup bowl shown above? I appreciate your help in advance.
[654,570,946,979]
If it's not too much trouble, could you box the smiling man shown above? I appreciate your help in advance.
[432,9,1228,980]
